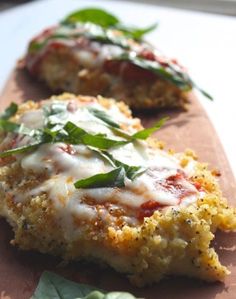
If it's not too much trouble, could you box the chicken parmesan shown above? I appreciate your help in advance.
[24,8,211,110]
[0,93,234,286]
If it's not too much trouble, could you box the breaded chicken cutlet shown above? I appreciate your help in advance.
[24,8,211,110]
[0,93,235,286]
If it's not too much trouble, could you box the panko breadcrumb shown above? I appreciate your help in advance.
[0,93,235,286]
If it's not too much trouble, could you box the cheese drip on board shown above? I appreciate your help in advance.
[1,97,201,232]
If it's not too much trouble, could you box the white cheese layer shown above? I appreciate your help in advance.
[9,98,200,229]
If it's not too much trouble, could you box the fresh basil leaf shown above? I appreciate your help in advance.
[132,117,168,140]
[31,271,99,299]
[63,121,128,149]
[116,23,157,40]
[0,143,41,158]
[0,119,21,133]
[63,121,87,142]
[83,291,137,299]
[114,53,192,90]
[32,271,139,299]
[0,119,40,138]
[0,103,18,120]
[62,7,119,27]
[102,152,145,180]
[74,167,125,189]
[88,107,120,128]
[82,134,128,150]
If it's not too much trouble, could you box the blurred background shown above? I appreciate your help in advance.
[0,0,236,15]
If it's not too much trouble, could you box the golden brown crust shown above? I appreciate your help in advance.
[26,45,189,110]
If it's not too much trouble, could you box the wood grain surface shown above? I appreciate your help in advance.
[0,68,236,299]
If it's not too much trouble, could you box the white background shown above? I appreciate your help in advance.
[0,0,236,177]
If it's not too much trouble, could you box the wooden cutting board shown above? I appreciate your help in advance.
[0,68,236,299]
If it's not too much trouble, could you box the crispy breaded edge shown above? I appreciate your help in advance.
[26,44,189,110]
[0,93,235,286]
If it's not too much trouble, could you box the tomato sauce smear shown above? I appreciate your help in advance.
[138,171,200,220]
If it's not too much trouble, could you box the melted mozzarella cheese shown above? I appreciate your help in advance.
[12,99,200,225]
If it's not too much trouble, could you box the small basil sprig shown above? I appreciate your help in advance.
[113,53,213,100]
[0,103,167,188]
[0,102,18,120]
[74,167,125,189]
[89,148,145,181]
[62,7,119,28]
[62,7,157,40]
[31,271,138,299]
[63,121,128,149]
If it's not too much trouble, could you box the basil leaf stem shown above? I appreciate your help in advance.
[132,117,168,140]
[0,143,41,158]
[87,107,120,128]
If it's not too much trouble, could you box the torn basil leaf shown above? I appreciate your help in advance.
[83,291,137,299]
[114,53,212,99]
[81,134,128,150]
[74,167,125,189]
[115,23,157,39]
[114,53,192,91]
[132,117,168,140]
[0,102,18,120]
[62,7,157,41]
[0,143,41,158]
[31,271,99,299]
[63,121,128,149]
[0,119,40,138]
[31,271,138,299]
[88,107,120,128]
[100,151,145,180]
[62,7,119,27]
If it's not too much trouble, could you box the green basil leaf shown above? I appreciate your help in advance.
[114,53,193,90]
[0,119,21,133]
[132,117,168,140]
[84,291,137,299]
[193,84,213,101]
[62,8,119,27]
[101,151,145,180]
[63,121,87,143]
[31,271,99,299]
[115,23,157,40]
[0,119,40,138]
[88,107,120,128]
[0,102,18,120]
[31,271,139,299]
[74,167,125,189]
[63,121,128,149]
[0,143,41,158]
[82,134,128,150]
